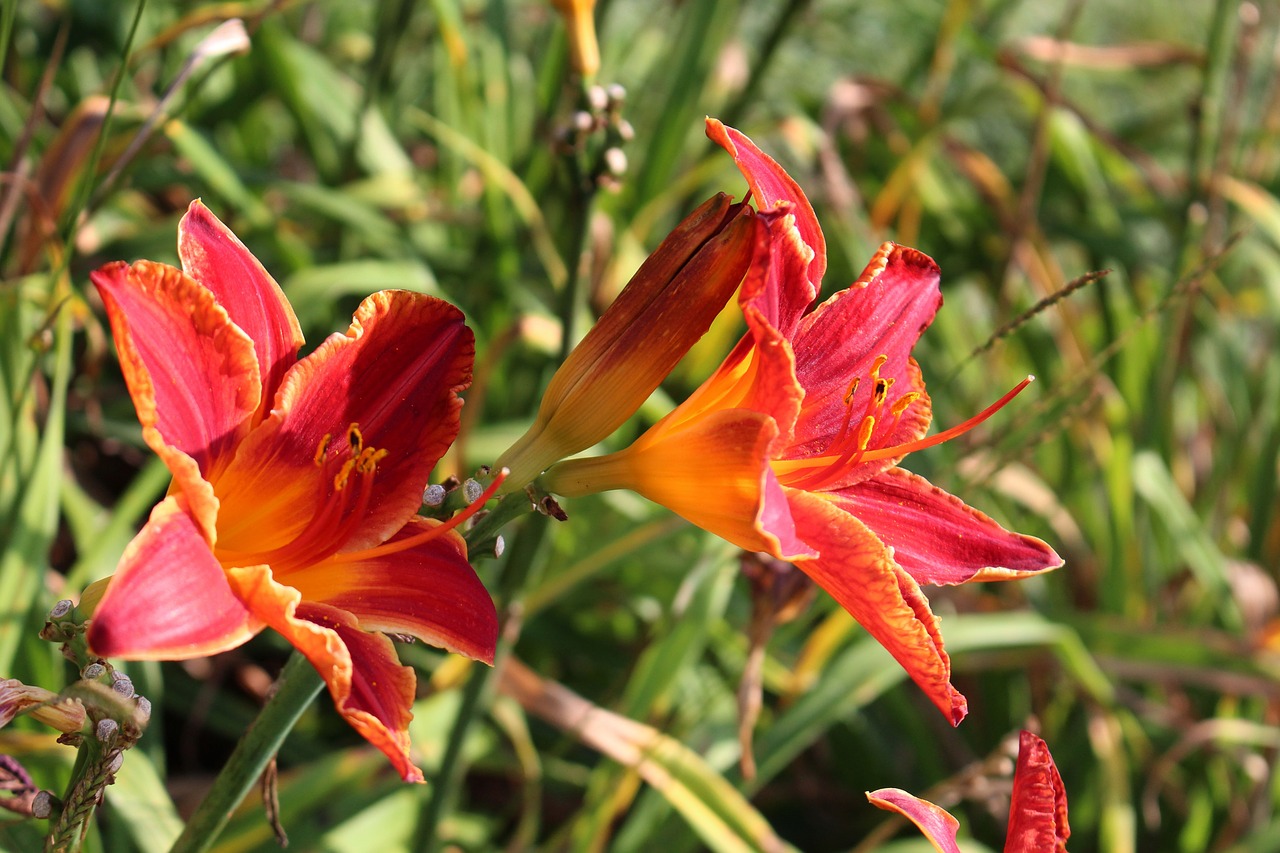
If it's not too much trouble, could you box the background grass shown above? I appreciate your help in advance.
[2,0,1279,850]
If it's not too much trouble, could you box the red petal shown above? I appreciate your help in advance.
[178,201,304,423]
[213,291,473,556]
[283,519,498,663]
[789,244,940,464]
[224,566,424,782]
[835,468,1064,586]
[87,496,261,660]
[786,488,967,724]
[1005,731,1070,853]
[866,788,963,853]
[91,260,261,535]
[706,118,825,327]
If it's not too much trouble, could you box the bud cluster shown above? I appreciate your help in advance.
[556,83,633,192]
[0,600,153,839]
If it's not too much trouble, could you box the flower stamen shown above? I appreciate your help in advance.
[330,468,509,563]
[774,375,1033,490]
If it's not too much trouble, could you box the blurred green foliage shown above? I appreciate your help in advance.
[2,0,1279,850]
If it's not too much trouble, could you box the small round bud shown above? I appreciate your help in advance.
[606,83,627,105]
[422,483,447,507]
[587,85,609,112]
[573,111,594,133]
[493,535,506,558]
[96,718,119,742]
[81,662,106,681]
[31,791,55,819]
[134,696,152,727]
[106,751,125,776]
[48,600,73,619]
[616,119,635,142]
[604,147,628,177]
[110,673,135,698]
[463,478,485,504]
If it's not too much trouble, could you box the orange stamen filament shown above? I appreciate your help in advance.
[856,375,1033,464]
[775,376,1034,489]
[329,468,509,564]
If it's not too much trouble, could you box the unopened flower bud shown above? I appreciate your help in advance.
[496,193,758,488]
[48,600,73,619]
[549,0,600,78]
[82,663,106,681]
[106,751,125,775]
[96,718,118,742]
[31,791,55,819]
[110,673,134,698]
[616,119,635,142]
[493,536,506,558]
[587,84,609,112]
[423,483,447,507]
[604,147,627,177]
[463,478,485,504]
[573,110,594,134]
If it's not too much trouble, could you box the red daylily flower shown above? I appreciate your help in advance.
[543,120,1062,723]
[86,201,498,781]
[868,730,1071,852]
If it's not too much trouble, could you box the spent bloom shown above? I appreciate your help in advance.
[85,201,498,781]
[0,679,87,734]
[868,730,1070,852]
[543,120,1062,723]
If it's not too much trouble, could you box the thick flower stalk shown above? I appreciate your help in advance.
[85,201,498,781]
[868,730,1071,852]
[543,120,1063,723]
[497,193,757,489]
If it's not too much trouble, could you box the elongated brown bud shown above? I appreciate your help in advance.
[498,194,758,489]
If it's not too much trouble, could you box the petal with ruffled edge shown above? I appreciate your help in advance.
[91,260,262,538]
[707,118,824,332]
[213,291,473,557]
[178,201,304,424]
[835,468,1063,586]
[224,565,424,782]
[544,409,815,561]
[1005,731,1070,853]
[865,788,963,853]
[789,244,940,459]
[785,488,967,724]
[281,519,498,663]
[87,496,262,660]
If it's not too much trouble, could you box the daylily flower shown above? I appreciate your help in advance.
[543,120,1062,723]
[868,730,1070,852]
[85,201,498,781]
[497,193,757,489]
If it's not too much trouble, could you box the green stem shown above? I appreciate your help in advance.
[168,652,323,853]
[414,514,549,852]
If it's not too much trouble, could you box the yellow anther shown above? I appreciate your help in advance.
[869,354,889,378]
[891,392,921,417]
[855,415,876,449]
[314,433,332,467]
[356,447,388,475]
[843,377,861,406]
[334,458,357,491]
[873,377,894,405]
[347,424,364,454]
